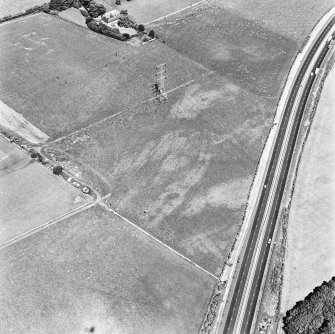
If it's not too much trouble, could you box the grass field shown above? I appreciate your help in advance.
[0,136,31,177]
[50,72,275,275]
[1,2,333,331]
[152,5,297,97]
[0,205,215,334]
[0,13,209,140]
[281,64,335,312]
[0,0,46,18]
[0,137,90,245]
[101,0,199,24]
[216,0,335,41]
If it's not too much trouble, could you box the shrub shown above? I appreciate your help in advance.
[98,24,126,40]
[49,0,74,11]
[80,7,89,16]
[123,33,130,39]
[88,1,106,18]
[52,165,63,175]
[138,24,145,32]
[86,19,100,33]
[80,0,91,6]
[72,0,81,8]
[43,3,50,12]
[148,30,155,38]
[115,0,121,5]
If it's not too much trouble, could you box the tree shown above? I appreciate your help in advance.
[49,0,74,11]
[283,277,335,334]
[138,24,145,32]
[148,30,155,38]
[53,165,63,175]
[88,1,106,17]
[86,17,100,33]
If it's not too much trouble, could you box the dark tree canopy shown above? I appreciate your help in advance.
[283,277,335,334]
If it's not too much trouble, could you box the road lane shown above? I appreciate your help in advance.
[223,17,335,334]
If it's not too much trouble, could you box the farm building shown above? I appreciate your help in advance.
[101,9,120,23]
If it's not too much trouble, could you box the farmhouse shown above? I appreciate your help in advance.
[101,9,120,23]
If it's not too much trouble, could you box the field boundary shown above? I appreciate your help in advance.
[0,5,46,23]
[145,0,211,25]
[47,71,214,145]
[100,202,218,280]
[201,6,335,334]
[0,201,96,251]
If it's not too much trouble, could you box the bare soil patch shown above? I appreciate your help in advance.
[0,99,49,144]
[0,205,215,334]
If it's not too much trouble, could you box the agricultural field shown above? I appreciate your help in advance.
[0,205,215,334]
[0,0,46,18]
[0,13,209,140]
[152,5,297,98]
[281,63,335,312]
[50,72,275,276]
[0,136,90,245]
[100,0,197,24]
[0,136,31,177]
[216,0,335,42]
[1,0,334,332]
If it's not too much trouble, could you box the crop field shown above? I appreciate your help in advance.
[0,137,90,245]
[50,72,275,275]
[101,0,199,24]
[0,136,31,177]
[0,0,46,18]
[1,1,333,331]
[0,13,209,140]
[281,65,335,312]
[152,5,297,98]
[216,0,335,42]
[0,205,215,334]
